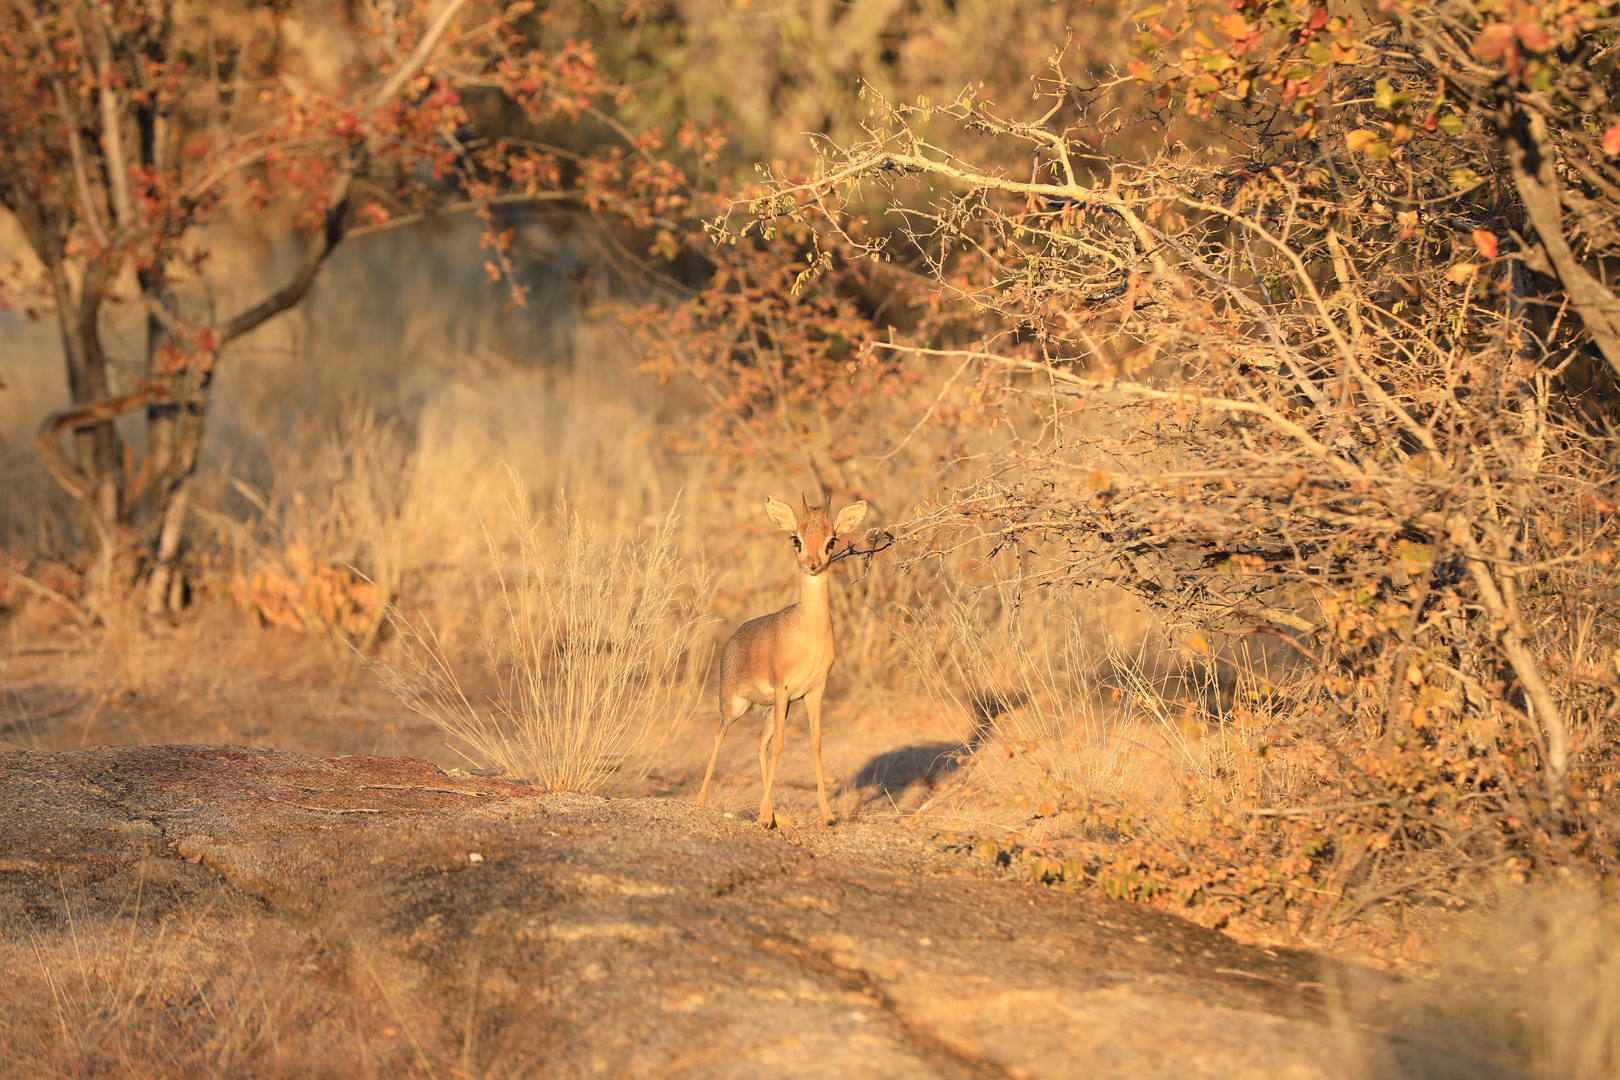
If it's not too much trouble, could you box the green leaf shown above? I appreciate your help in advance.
[1132,4,1165,19]
[1373,78,1416,112]
[1346,129,1381,152]
[1450,167,1483,189]
[1438,113,1465,136]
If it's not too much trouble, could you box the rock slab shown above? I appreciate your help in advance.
[0,745,1444,1079]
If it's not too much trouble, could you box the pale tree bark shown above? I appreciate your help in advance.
[141,0,474,614]
[6,0,126,609]
[1463,550,1569,794]
[1503,104,1620,381]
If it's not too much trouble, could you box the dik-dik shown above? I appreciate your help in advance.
[695,496,868,827]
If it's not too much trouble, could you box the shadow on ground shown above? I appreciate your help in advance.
[851,692,1009,808]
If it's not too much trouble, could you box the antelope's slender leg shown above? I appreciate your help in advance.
[756,703,776,826]
[807,685,833,824]
[758,685,789,827]
[695,719,730,808]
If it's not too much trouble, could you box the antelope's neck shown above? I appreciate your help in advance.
[797,568,832,632]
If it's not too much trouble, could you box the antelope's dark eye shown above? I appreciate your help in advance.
[825,539,835,553]
[791,536,802,550]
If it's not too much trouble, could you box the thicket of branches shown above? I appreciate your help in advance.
[0,0,1129,618]
[693,0,1620,935]
[0,0,683,613]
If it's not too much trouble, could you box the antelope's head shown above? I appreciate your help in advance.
[765,495,868,576]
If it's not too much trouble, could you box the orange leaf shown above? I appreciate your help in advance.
[1473,22,1517,62]
[1472,229,1499,259]
[1515,19,1551,53]
[1603,126,1620,156]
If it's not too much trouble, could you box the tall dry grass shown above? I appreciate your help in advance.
[0,901,409,1079]
[1330,881,1620,1080]
[375,485,711,793]
[0,212,1035,716]
[193,307,971,706]
[894,558,1201,821]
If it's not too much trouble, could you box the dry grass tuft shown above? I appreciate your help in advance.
[0,900,407,1079]
[1312,882,1620,1080]
[375,482,711,793]
[1464,884,1620,1080]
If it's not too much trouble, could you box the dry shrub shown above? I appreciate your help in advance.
[934,600,1598,950]
[376,485,710,793]
[709,40,1620,945]
[0,909,406,1079]
[227,542,382,643]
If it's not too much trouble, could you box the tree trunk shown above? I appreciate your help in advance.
[1504,105,1620,380]
[40,242,122,603]
[139,263,179,532]
[145,365,213,614]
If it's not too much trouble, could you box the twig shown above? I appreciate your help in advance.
[0,565,92,628]
[260,795,384,815]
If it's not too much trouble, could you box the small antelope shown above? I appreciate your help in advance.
[696,495,868,827]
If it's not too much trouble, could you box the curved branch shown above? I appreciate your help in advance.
[214,0,473,348]
[36,392,150,501]
[867,341,1357,474]
[746,148,1173,278]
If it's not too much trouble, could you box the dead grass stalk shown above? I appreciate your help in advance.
[375,482,710,793]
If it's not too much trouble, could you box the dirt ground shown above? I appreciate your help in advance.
[0,606,1030,834]
[0,742,1498,1080]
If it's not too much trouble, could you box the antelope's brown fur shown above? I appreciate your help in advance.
[695,495,868,826]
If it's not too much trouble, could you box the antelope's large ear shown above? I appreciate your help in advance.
[833,501,868,536]
[764,496,799,533]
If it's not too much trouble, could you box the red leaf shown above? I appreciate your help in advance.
[1473,22,1517,62]
[1473,229,1499,260]
[1604,126,1620,157]
[1515,20,1551,53]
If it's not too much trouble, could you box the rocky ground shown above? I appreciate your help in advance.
[0,744,1504,1079]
